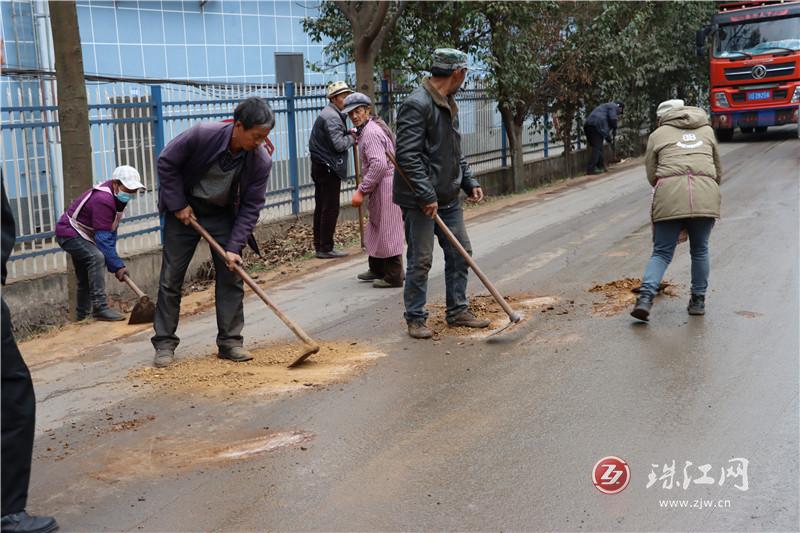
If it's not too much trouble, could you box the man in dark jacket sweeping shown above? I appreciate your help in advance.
[584,101,624,174]
[151,97,274,368]
[394,48,490,339]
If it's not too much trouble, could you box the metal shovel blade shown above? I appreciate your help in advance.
[487,311,527,340]
[287,344,321,368]
[128,295,156,325]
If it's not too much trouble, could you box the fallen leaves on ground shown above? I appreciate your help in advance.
[185,220,362,294]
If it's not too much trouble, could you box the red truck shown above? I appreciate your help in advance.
[696,0,800,141]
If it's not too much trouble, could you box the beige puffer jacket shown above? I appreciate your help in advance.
[645,106,722,222]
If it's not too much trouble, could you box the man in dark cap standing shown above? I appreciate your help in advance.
[584,101,624,174]
[309,81,355,259]
[393,48,490,339]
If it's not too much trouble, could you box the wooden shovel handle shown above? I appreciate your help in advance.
[385,151,521,323]
[353,144,365,250]
[123,274,146,299]
[188,218,319,348]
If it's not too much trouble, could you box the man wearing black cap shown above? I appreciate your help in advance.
[393,48,490,339]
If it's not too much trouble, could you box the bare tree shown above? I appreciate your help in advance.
[333,1,405,101]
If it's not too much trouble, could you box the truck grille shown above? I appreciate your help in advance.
[724,62,795,81]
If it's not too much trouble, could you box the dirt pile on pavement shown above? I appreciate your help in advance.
[128,341,384,396]
[589,278,679,316]
[427,294,571,338]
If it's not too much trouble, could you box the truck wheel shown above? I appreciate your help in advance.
[740,127,754,134]
[715,128,734,142]
[755,126,768,133]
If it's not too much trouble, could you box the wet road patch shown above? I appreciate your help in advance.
[93,430,314,480]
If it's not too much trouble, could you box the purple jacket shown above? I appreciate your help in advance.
[157,121,272,253]
[56,180,124,239]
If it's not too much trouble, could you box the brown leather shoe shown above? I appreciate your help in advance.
[448,310,490,328]
[407,320,433,339]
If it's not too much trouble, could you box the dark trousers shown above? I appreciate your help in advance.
[369,255,404,286]
[151,210,244,352]
[402,204,471,323]
[56,236,109,318]
[584,124,605,173]
[1,298,35,516]
[311,161,342,253]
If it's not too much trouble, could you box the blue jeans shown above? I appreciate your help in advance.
[56,236,109,318]
[641,217,715,297]
[403,203,471,324]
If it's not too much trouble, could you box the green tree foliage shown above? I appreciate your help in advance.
[575,1,717,155]
[304,0,717,176]
[476,1,561,191]
[303,1,480,86]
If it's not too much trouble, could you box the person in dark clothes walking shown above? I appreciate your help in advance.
[584,101,624,174]
[309,81,355,259]
[1,179,59,533]
[151,97,274,368]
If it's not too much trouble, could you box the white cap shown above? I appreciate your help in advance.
[656,99,685,118]
[112,165,145,191]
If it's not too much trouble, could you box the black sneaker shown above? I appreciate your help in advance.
[153,349,175,368]
[218,347,254,362]
[316,250,348,259]
[407,320,433,339]
[1,511,59,533]
[687,294,705,315]
[630,293,653,322]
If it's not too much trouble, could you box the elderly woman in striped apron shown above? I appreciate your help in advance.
[344,92,405,288]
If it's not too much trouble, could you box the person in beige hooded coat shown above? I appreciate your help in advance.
[631,99,722,321]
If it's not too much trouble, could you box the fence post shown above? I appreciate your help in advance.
[286,81,300,216]
[380,78,390,122]
[576,112,582,150]
[501,121,508,168]
[151,85,165,156]
[543,112,549,158]
[151,85,166,243]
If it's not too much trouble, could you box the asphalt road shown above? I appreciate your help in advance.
[22,126,799,532]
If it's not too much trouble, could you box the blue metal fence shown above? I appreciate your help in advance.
[1,77,580,279]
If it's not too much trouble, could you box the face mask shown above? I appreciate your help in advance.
[116,191,133,203]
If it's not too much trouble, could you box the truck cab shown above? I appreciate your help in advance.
[698,1,800,141]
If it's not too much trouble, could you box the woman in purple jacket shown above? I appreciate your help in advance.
[55,165,145,321]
